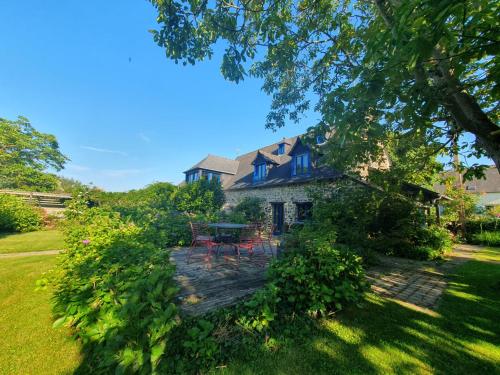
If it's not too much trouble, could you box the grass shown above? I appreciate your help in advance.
[0,230,64,254]
[475,246,500,263]
[223,247,500,374]
[0,255,81,375]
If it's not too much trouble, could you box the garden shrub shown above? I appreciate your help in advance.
[0,193,42,232]
[171,179,225,215]
[372,224,452,260]
[272,234,367,316]
[465,216,499,240]
[45,198,179,374]
[471,231,500,246]
[309,183,453,261]
[308,183,378,249]
[91,180,225,248]
[229,197,266,223]
[161,285,280,373]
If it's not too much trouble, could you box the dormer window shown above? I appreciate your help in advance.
[186,170,200,183]
[254,163,267,182]
[292,152,309,176]
[278,143,286,155]
[202,170,221,183]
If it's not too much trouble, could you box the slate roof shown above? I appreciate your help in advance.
[184,154,240,175]
[224,136,344,190]
[434,166,500,194]
[253,150,282,165]
[182,134,448,201]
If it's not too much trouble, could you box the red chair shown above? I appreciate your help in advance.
[247,223,276,257]
[235,224,262,258]
[187,222,218,263]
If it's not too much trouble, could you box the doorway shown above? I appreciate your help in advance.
[272,203,284,235]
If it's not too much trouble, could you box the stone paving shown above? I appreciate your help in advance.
[366,244,484,310]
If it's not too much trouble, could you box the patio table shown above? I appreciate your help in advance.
[207,223,250,259]
[208,223,250,230]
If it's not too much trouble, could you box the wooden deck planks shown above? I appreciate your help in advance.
[170,247,271,316]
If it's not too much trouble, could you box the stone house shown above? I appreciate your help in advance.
[183,135,387,234]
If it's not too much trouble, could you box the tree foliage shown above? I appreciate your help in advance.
[56,176,95,194]
[171,179,225,215]
[230,196,266,223]
[0,116,68,191]
[150,0,500,174]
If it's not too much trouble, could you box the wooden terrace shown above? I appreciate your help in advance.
[170,246,274,316]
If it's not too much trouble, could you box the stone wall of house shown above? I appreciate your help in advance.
[224,183,331,226]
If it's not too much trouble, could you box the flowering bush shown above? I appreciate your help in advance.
[0,193,42,232]
[45,198,179,373]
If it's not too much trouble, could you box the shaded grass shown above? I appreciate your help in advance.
[475,246,500,263]
[223,247,500,374]
[0,230,64,254]
[0,255,81,375]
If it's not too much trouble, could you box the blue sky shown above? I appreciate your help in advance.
[1,2,492,191]
[0,1,311,191]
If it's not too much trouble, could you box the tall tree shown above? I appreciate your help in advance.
[149,0,499,173]
[0,116,68,191]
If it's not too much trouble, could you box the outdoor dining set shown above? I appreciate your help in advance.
[187,221,276,267]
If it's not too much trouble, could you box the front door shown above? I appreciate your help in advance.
[272,203,284,235]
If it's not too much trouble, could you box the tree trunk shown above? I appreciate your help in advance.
[431,49,500,172]
[374,0,500,172]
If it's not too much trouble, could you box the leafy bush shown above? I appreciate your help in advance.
[93,182,176,216]
[309,183,453,260]
[471,231,500,246]
[309,183,378,249]
[465,216,499,237]
[162,285,280,373]
[171,179,225,215]
[45,199,179,374]
[372,224,452,260]
[0,194,42,232]
[273,233,367,316]
[229,197,266,223]
[92,181,225,248]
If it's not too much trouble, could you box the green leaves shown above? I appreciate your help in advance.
[0,194,42,232]
[150,0,500,172]
[269,236,367,316]
[0,116,68,191]
[48,199,180,373]
[52,317,67,329]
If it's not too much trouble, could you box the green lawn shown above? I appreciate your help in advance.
[0,248,498,374]
[0,255,81,375]
[224,247,500,374]
[0,230,64,254]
